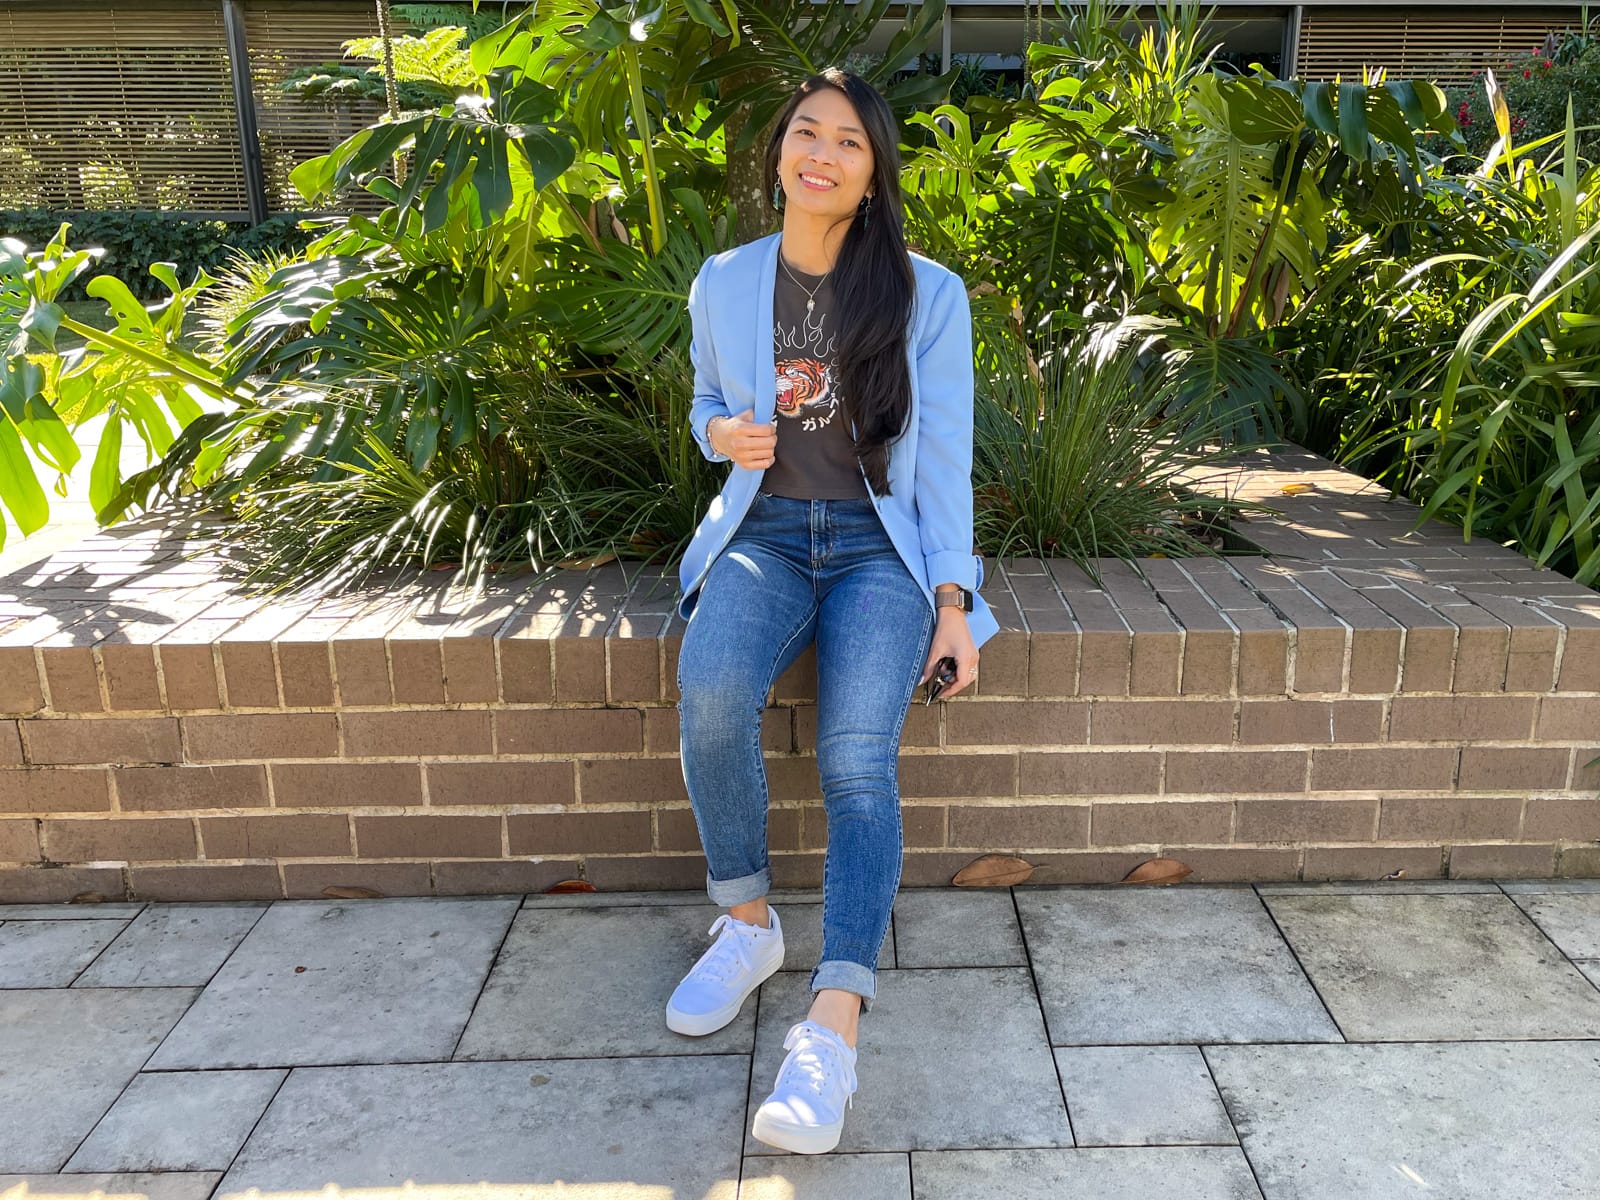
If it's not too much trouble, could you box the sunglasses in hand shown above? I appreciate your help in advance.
[923,656,960,705]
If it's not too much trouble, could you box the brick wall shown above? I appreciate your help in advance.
[1,448,1597,901]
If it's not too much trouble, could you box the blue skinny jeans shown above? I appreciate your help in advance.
[675,490,935,1013]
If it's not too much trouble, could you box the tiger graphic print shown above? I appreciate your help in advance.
[775,301,838,432]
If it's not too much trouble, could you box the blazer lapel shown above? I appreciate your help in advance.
[754,232,780,425]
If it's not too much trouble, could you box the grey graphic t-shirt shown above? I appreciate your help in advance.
[760,259,870,500]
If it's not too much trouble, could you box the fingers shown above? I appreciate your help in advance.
[729,408,776,469]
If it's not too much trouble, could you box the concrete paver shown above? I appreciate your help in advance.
[1264,893,1600,1040]
[2,880,1598,1197]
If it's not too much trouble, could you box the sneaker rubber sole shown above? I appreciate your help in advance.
[664,950,783,1037]
[751,1106,845,1155]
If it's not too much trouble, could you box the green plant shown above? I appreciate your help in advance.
[972,313,1263,567]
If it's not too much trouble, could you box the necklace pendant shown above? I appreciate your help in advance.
[806,298,815,314]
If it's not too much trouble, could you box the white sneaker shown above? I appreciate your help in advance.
[665,906,784,1036]
[750,1019,859,1155]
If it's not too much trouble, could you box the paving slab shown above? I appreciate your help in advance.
[745,968,1070,1155]
[1496,878,1600,894]
[0,1174,223,1200]
[1508,892,1600,959]
[1263,893,1600,1040]
[773,900,895,973]
[0,988,198,1171]
[1207,1040,1600,1199]
[1017,886,1341,1045]
[1256,880,1499,895]
[456,903,765,1059]
[1579,960,1600,987]
[889,888,1027,968]
[739,1151,911,1198]
[65,1069,287,1172]
[75,903,268,987]
[213,1057,749,1200]
[0,918,127,987]
[910,1147,1263,1198]
[0,904,148,920]
[147,896,519,1069]
[1056,1045,1236,1146]
[521,887,825,908]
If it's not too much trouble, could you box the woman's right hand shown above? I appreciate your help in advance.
[709,408,778,469]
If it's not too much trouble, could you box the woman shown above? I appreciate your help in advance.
[667,67,999,1155]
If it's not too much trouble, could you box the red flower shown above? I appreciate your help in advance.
[1524,68,1533,78]
[1543,59,1553,68]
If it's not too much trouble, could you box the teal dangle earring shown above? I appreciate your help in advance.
[772,180,784,211]
[861,192,873,230]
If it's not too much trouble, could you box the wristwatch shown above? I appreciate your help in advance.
[935,586,974,613]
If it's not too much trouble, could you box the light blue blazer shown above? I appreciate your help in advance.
[675,230,1000,650]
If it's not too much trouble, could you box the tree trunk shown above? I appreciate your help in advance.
[723,64,777,244]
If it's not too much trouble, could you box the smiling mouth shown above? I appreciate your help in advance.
[798,172,837,189]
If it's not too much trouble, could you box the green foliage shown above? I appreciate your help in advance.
[1442,17,1600,163]
[0,210,313,301]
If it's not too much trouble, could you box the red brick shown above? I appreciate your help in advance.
[219,642,279,708]
[1161,846,1299,882]
[1028,630,1080,697]
[1238,629,1289,695]
[99,644,162,711]
[114,765,268,812]
[1457,747,1570,791]
[1311,747,1458,791]
[973,630,1029,698]
[0,818,40,862]
[1379,795,1522,840]
[1128,630,1182,697]
[0,767,111,813]
[271,762,423,808]
[1018,751,1162,796]
[901,804,946,848]
[42,817,196,862]
[1448,842,1557,877]
[608,635,661,704]
[341,710,491,758]
[1237,700,1383,746]
[578,758,688,805]
[442,637,499,704]
[553,637,606,703]
[946,701,1088,747]
[156,644,221,711]
[431,857,580,895]
[333,639,392,706]
[1388,696,1536,742]
[1301,844,1446,881]
[357,813,502,858]
[898,753,1016,799]
[1449,622,1511,693]
[427,761,574,807]
[282,861,430,898]
[388,639,446,705]
[40,647,102,712]
[200,814,353,859]
[25,717,181,766]
[947,803,1089,849]
[1077,630,1131,697]
[1537,697,1600,741]
[1556,626,1600,692]
[496,709,642,755]
[1091,700,1233,745]
[277,642,336,708]
[1165,750,1309,794]
[1348,628,1402,693]
[1523,796,1600,841]
[1180,629,1235,697]
[0,720,20,766]
[1236,798,1377,843]
[497,637,554,704]
[128,863,284,900]
[183,713,339,761]
[0,863,127,903]
[0,647,44,715]
[507,810,650,855]
[1090,799,1231,845]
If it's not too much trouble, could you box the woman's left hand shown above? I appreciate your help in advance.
[918,610,980,700]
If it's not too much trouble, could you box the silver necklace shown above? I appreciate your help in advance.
[779,254,831,315]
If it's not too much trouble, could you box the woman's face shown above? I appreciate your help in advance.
[776,86,876,219]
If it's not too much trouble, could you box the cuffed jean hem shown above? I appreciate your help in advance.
[705,866,772,908]
[810,958,878,1013]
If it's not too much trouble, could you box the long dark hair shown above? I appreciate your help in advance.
[763,68,914,497]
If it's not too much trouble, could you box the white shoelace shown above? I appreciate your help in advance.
[690,913,762,985]
[778,1020,858,1111]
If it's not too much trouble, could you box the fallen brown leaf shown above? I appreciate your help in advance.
[321,886,385,899]
[544,879,598,893]
[953,854,1034,887]
[1121,857,1193,885]
[69,892,109,904]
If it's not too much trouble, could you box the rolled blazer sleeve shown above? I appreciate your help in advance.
[687,262,733,463]
[913,270,979,592]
